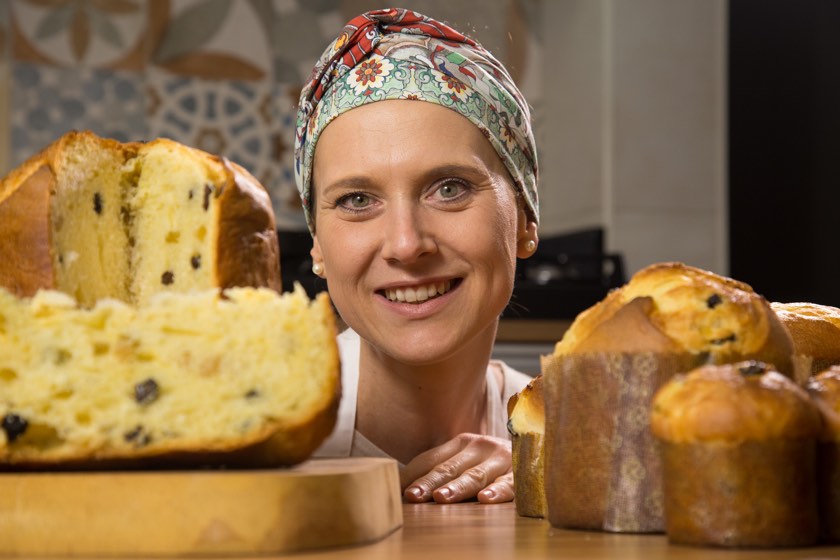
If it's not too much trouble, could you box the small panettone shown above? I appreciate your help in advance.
[542,262,797,532]
[507,374,545,518]
[772,302,840,382]
[0,286,340,469]
[0,131,281,307]
[806,366,840,542]
[651,361,821,547]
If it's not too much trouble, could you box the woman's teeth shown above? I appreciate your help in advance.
[385,280,452,303]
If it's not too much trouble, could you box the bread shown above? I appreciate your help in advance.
[0,285,340,469]
[772,302,840,381]
[542,262,797,533]
[555,262,795,375]
[507,374,545,518]
[806,366,840,542]
[0,131,281,307]
[651,361,821,547]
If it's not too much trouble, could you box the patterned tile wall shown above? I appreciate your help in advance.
[4,0,543,231]
[0,2,10,176]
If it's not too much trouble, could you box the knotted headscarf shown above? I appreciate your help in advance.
[294,8,539,233]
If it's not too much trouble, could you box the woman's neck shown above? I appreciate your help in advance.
[354,321,498,465]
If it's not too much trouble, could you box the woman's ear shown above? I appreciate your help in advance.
[311,235,323,262]
[516,220,539,259]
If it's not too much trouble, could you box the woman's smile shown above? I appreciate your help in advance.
[379,278,461,304]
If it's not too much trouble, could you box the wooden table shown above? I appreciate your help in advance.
[285,502,840,560]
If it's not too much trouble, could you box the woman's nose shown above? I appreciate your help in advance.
[380,204,437,264]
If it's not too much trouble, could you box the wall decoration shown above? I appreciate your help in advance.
[5,0,538,230]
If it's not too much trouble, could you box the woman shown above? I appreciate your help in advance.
[294,8,540,504]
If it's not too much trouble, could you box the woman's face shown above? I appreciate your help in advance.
[311,100,536,365]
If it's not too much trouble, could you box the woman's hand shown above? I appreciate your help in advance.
[399,433,514,504]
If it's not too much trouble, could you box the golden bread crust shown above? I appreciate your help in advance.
[216,159,282,292]
[0,165,55,297]
[772,302,840,376]
[508,375,544,435]
[556,262,795,377]
[651,361,821,443]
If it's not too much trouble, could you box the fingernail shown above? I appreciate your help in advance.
[480,488,496,501]
[437,487,452,500]
[405,487,424,501]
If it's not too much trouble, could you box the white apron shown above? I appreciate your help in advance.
[314,329,533,462]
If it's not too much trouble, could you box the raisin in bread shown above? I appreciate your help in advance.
[0,131,280,307]
[651,361,820,547]
[0,286,339,468]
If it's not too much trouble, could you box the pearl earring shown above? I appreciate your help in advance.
[312,262,324,277]
[525,240,536,253]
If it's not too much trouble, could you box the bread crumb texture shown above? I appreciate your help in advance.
[0,286,339,465]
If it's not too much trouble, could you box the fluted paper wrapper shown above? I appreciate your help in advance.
[818,441,840,542]
[660,440,818,547]
[543,352,703,533]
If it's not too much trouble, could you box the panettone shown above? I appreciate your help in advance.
[507,374,545,518]
[806,366,840,542]
[0,286,340,468]
[651,361,821,547]
[0,131,280,307]
[542,262,797,532]
[772,302,840,382]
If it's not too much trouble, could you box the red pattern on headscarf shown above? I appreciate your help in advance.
[308,8,479,107]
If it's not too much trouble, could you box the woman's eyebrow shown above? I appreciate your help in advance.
[422,163,491,181]
[319,175,371,197]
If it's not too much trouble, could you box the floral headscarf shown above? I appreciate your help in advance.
[294,8,539,234]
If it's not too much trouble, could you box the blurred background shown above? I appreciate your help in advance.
[0,1,837,370]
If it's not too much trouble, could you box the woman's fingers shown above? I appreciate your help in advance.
[399,434,471,490]
[431,453,510,504]
[477,471,515,504]
[401,434,513,504]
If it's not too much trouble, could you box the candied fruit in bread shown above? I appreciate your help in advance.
[0,285,339,469]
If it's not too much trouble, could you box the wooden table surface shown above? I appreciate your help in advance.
[282,502,840,560]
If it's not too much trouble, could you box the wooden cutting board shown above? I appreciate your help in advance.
[0,457,402,557]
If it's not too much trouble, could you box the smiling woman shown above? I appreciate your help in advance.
[293,8,540,505]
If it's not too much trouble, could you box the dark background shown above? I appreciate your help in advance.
[729,0,840,306]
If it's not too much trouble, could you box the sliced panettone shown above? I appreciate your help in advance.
[0,130,280,307]
[0,286,339,469]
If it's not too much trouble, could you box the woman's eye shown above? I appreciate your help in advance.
[436,180,466,199]
[338,193,372,210]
